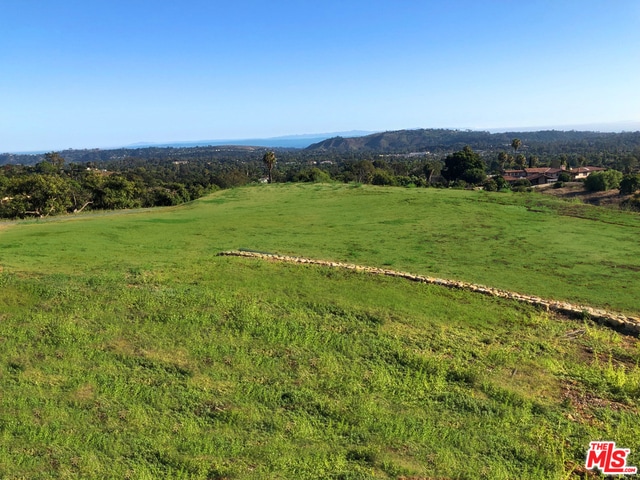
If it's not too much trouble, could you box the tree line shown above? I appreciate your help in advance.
[2,144,640,219]
[0,153,216,219]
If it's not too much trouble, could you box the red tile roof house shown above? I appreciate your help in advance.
[502,167,564,186]
[567,166,606,180]
[501,166,606,185]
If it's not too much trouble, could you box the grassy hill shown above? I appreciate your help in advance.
[1,184,640,478]
[3,183,639,314]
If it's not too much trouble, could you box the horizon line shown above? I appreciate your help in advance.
[3,122,640,155]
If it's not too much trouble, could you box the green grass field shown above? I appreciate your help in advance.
[1,184,640,479]
[3,183,639,313]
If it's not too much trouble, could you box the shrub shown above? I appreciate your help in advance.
[511,179,531,188]
[621,194,640,212]
[483,178,498,192]
[553,181,564,189]
[394,175,419,187]
[463,168,487,185]
[584,170,623,192]
[296,167,332,183]
[371,169,397,186]
[619,174,640,195]
[558,172,571,182]
[494,175,510,191]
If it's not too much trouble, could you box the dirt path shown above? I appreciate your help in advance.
[219,250,640,335]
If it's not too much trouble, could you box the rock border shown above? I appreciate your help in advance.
[218,250,640,336]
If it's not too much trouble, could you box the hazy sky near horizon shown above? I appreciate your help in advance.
[1,0,639,152]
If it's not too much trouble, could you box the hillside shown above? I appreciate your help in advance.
[306,128,640,155]
[4,184,638,314]
[1,184,640,478]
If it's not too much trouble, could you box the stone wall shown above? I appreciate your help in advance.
[218,250,640,336]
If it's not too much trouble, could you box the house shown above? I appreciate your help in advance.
[502,165,607,186]
[502,167,563,186]
[567,166,606,180]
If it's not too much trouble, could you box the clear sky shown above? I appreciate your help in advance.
[1,0,639,152]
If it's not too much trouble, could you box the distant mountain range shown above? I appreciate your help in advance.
[125,130,377,150]
[128,123,640,152]
[6,123,640,155]
[3,127,640,166]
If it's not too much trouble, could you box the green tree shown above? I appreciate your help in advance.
[296,167,331,183]
[494,175,510,191]
[619,174,640,195]
[497,151,509,172]
[584,170,623,192]
[1,174,72,218]
[213,169,250,189]
[91,175,139,209]
[616,155,639,174]
[423,159,443,183]
[351,160,375,184]
[371,169,397,186]
[483,178,498,191]
[262,151,277,183]
[511,138,522,157]
[442,146,486,185]
[560,155,568,169]
[558,171,571,182]
[44,152,65,170]
[35,160,58,174]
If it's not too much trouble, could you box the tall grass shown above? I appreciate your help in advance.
[1,258,639,478]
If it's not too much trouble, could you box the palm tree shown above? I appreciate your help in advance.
[511,138,522,157]
[497,151,509,172]
[262,151,276,183]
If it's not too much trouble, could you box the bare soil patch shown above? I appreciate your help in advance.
[537,182,631,207]
[562,378,631,423]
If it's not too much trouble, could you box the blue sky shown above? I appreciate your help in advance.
[1,0,639,152]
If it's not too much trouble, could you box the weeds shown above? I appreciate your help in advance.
[0,262,638,478]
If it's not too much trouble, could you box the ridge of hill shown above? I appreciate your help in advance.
[122,130,377,150]
[4,128,640,166]
[306,128,640,153]
[0,130,376,162]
